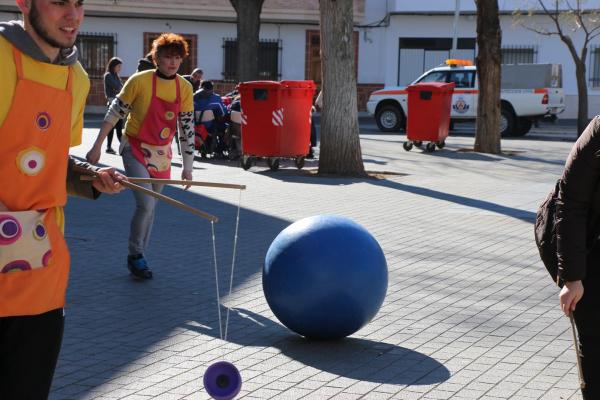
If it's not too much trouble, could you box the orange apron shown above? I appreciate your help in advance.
[0,48,72,317]
[128,73,180,179]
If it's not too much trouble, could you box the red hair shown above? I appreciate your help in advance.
[150,33,189,64]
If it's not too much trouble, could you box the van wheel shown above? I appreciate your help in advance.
[500,104,516,137]
[514,118,532,137]
[376,105,404,132]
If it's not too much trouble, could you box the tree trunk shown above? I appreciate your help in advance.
[318,0,365,176]
[474,0,502,154]
[230,0,264,82]
[575,59,589,136]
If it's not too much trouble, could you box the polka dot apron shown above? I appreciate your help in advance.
[128,73,181,179]
[0,48,72,316]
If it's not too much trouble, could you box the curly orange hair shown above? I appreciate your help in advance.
[150,33,189,64]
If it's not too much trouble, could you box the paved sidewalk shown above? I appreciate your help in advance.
[51,122,581,400]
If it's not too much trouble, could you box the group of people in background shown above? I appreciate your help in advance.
[96,39,322,282]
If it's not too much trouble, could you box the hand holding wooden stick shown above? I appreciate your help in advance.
[77,169,226,222]
[81,176,246,190]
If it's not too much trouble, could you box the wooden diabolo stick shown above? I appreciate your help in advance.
[77,168,219,222]
[80,175,245,190]
[569,314,586,389]
[119,179,218,222]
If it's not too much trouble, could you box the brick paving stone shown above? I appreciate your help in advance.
[46,121,585,399]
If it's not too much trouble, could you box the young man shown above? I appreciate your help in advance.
[87,33,195,280]
[0,0,124,398]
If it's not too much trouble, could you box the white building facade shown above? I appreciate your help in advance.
[357,0,600,118]
[1,0,599,118]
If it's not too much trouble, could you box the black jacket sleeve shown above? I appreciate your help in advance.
[556,116,600,281]
[66,157,101,200]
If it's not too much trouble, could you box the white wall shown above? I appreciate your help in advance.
[356,2,388,84]
[356,6,600,118]
[261,23,317,81]
[80,16,237,79]
[81,16,314,82]
[386,0,600,13]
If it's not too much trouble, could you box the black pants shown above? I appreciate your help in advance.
[107,119,123,149]
[309,117,317,153]
[0,308,64,400]
[574,254,600,400]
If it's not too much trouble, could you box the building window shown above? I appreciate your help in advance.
[305,30,359,84]
[143,33,197,75]
[591,47,600,88]
[397,37,476,86]
[501,45,537,64]
[75,33,116,79]
[222,38,282,82]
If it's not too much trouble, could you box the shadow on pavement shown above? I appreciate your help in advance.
[184,308,450,386]
[249,166,535,222]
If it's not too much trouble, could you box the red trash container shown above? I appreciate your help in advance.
[405,82,454,152]
[238,80,316,170]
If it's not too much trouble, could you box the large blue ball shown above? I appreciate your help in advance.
[263,215,388,339]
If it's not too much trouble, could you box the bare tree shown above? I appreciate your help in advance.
[230,0,265,82]
[318,0,365,176]
[515,0,600,136]
[475,0,502,154]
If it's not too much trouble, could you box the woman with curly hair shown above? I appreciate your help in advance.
[87,33,196,280]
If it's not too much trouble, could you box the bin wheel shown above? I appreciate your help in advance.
[240,155,252,170]
[403,141,413,151]
[436,140,445,149]
[425,142,436,152]
[413,140,423,148]
[294,157,305,170]
[267,158,280,171]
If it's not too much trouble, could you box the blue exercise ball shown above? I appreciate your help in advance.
[263,215,388,339]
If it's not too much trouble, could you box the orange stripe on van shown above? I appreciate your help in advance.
[375,89,479,96]
[534,88,548,94]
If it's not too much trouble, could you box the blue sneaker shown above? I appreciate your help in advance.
[127,254,153,280]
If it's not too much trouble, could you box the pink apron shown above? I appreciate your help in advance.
[129,73,181,178]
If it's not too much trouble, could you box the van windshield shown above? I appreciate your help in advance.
[415,71,447,83]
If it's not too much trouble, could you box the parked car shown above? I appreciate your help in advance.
[367,60,565,137]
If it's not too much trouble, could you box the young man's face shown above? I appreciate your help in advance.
[156,51,183,77]
[24,0,84,50]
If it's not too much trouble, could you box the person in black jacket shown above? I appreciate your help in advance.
[136,52,155,73]
[557,116,600,399]
[103,57,123,154]
[183,68,203,92]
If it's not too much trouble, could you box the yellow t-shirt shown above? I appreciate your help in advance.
[0,36,90,147]
[118,70,194,137]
